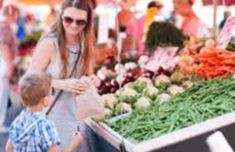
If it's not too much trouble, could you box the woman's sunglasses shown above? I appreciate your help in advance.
[63,16,87,26]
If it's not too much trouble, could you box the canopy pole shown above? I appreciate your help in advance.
[213,0,218,40]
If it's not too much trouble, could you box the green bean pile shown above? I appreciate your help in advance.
[109,78,235,143]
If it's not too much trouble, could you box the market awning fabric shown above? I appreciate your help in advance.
[202,0,235,6]
[16,0,63,5]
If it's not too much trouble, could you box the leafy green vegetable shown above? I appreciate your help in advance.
[108,77,235,143]
[145,21,185,53]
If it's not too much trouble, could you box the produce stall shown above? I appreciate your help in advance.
[86,77,235,152]
[88,5,235,150]
[86,112,235,152]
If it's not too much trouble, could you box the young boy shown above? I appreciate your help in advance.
[5,71,82,152]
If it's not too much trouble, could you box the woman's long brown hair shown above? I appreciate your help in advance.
[44,0,94,78]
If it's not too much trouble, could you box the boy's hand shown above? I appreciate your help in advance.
[5,140,14,152]
[69,132,83,151]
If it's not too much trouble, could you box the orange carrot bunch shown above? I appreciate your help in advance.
[193,48,235,78]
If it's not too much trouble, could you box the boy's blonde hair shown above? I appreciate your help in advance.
[19,71,51,106]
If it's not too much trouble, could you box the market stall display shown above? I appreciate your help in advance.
[194,48,235,78]
[101,74,192,118]
[86,77,235,152]
[109,77,235,142]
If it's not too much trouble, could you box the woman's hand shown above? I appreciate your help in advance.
[54,78,90,95]
[75,80,90,95]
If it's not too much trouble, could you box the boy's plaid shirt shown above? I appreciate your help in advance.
[9,110,60,152]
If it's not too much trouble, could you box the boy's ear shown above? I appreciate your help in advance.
[42,96,49,106]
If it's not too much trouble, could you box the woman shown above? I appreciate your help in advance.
[0,4,18,133]
[28,0,94,151]
[173,0,210,38]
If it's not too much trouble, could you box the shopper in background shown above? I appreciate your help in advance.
[142,1,163,41]
[173,0,210,38]
[126,1,163,56]
[0,4,18,133]
[219,11,231,30]
[45,7,58,28]
[28,0,94,151]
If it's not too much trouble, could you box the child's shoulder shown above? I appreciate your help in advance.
[11,110,48,128]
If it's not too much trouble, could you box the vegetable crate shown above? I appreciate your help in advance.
[85,111,235,152]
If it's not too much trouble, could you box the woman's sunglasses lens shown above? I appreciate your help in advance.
[76,20,87,26]
[63,17,73,24]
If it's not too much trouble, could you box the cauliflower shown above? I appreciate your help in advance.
[138,55,149,68]
[135,97,151,109]
[143,86,159,99]
[102,94,118,109]
[170,70,186,84]
[167,85,185,95]
[154,75,171,87]
[125,62,137,70]
[182,81,194,89]
[116,87,138,104]
[136,77,153,87]
[119,103,132,113]
[104,108,112,117]
[124,82,134,89]
[158,93,171,103]
[122,87,138,97]
[132,77,153,93]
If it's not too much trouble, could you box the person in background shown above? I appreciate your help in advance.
[117,1,133,32]
[45,7,58,28]
[126,0,163,56]
[142,1,163,41]
[6,71,82,152]
[219,11,231,30]
[173,0,210,38]
[28,0,94,151]
[168,11,176,24]
[0,4,18,133]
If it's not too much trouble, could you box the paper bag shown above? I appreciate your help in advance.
[75,87,105,121]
